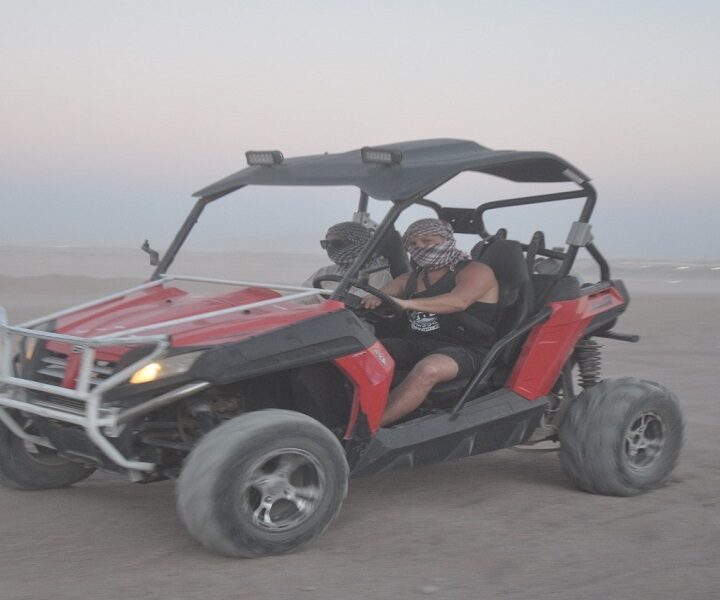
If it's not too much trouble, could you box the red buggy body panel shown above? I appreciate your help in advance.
[507,285,626,399]
[334,341,395,436]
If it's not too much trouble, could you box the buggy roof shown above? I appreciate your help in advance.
[194,138,590,201]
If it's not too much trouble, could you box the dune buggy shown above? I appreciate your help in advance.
[0,139,683,557]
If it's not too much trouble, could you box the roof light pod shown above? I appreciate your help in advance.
[245,150,284,166]
[361,146,402,166]
[562,168,585,185]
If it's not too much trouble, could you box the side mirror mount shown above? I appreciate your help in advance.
[141,239,160,266]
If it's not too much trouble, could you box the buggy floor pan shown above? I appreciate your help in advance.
[351,389,546,477]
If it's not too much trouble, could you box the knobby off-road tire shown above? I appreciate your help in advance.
[0,421,95,490]
[177,409,349,558]
[559,377,683,496]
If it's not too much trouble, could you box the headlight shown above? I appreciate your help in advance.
[129,351,202,384]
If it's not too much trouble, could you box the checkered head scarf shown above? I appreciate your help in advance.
[402,218,469,270]
[325,222,379,268]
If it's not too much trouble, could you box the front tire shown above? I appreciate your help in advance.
[177,409,349,558]
[559,378,683,496]
[0,420,95,490]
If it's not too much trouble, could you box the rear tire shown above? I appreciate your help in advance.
[177,409,349,558]
[559,378,683,496]
[0,420,95,490]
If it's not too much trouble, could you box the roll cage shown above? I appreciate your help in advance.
[0,138,617,476]
[151,138,609,295]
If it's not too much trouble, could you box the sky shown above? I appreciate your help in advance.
[1,0,718,260]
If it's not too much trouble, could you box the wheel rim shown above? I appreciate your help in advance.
[240,448,325,531]
[624,411,665,470]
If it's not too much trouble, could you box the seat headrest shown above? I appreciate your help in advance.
[475,239,529,307]
[475,239,529,285]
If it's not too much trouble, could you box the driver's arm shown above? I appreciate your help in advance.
[361,273,409,309]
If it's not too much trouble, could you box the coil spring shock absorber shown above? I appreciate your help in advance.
[573,338,602,389]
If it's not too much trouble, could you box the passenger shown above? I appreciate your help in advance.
[361,218,499,426]
[303,221,393,296]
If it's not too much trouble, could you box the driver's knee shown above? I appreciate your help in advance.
[411,355,459,386]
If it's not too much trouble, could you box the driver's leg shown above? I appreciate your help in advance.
[380,354,459,426]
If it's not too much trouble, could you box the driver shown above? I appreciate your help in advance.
[303,221,392,296]
[361,218,499,426]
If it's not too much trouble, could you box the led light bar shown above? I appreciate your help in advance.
[562,168,585,185]
[245,150,284,166]
[361,146,403,166]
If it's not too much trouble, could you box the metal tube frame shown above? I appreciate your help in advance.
[150,197,212,280]
[471,183,608,280]
[473,188,594,239]
[450,308,553,417]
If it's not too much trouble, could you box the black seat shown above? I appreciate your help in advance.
[473,238,533,340]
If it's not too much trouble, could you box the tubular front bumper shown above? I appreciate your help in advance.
[0,308,172,473]
[0,276,331,474]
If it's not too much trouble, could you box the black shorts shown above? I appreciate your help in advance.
[380,337,486,379]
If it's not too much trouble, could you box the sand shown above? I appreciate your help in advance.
[0,247,718,599]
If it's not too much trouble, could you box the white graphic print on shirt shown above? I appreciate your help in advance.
[409,311,440,333]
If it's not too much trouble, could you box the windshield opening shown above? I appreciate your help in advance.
[165,186,393,288]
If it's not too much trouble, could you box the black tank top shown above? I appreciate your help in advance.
[402,261,498,350]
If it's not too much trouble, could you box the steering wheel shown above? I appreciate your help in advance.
[312,274,404,319]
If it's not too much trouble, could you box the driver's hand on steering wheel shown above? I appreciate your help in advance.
[361,294,407,311]
[360,294,383,310]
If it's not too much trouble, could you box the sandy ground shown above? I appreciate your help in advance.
[0,249,718,599]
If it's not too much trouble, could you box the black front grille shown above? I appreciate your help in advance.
[36,351,115,389]
[32,396,87,415]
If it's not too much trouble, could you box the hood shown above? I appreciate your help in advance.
[49,284,343,359]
